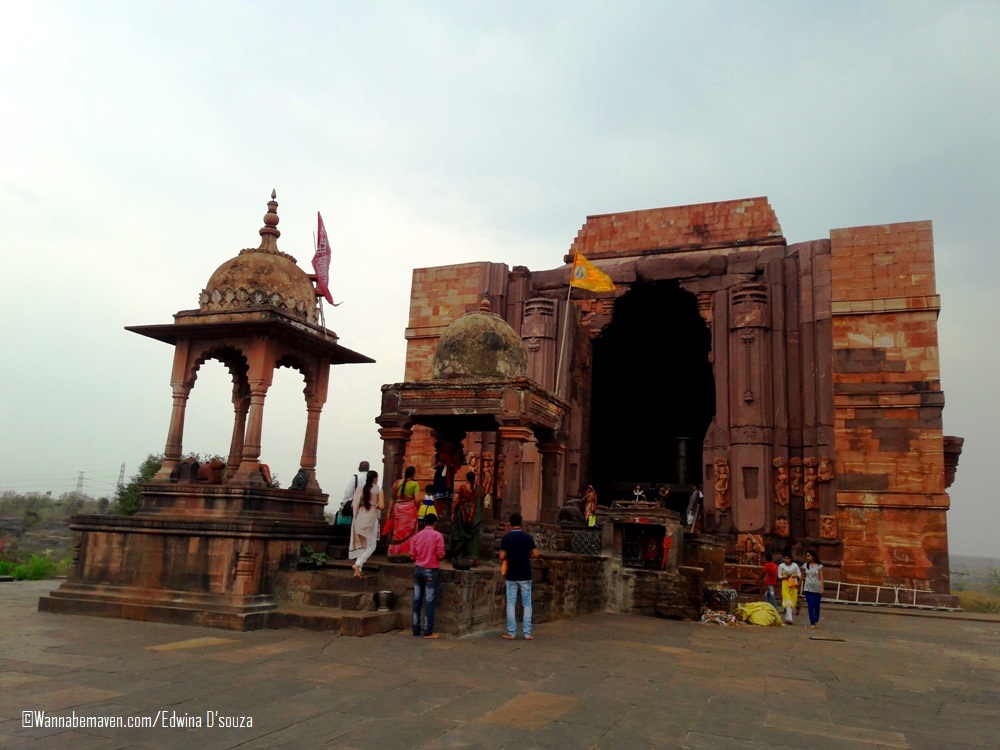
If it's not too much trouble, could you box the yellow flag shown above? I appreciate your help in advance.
[570,252,615,292]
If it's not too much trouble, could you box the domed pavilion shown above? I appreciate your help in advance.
[40,192,373,629]
[378,298,567,519]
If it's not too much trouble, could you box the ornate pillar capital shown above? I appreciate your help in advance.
[378,426,413,442]
[497,425,533,443]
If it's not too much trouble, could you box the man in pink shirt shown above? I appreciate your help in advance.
[409,513,446,639]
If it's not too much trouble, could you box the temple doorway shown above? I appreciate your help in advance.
[589,280,715,501]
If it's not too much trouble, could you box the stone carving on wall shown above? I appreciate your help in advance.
[704,423,725,448]
[818,457,835,483]
[521,297,557,386]
[820,515,838,540]
[469,452,497,498]
[803,457,819,510]
[772,457,789,506]
[774,517,789,537]
[789,457,804,496]
[714,458,730,512]
[736,533,765,566]
[943,436,964,489]
[579,297,616,336]
[696,291,713,328]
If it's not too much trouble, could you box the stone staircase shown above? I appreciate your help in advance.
[268,561,403,637]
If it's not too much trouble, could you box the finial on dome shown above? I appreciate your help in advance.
[254,189,281,253]
[479,297,491,313]
[260,189,280,239]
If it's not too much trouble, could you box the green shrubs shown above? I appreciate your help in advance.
[955,589,1000,614]
[0,553,71,580]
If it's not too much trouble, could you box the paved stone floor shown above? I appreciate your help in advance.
[1,580,998,749]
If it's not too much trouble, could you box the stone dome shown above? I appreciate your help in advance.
[198,192,320,325]
[432,300,528,380]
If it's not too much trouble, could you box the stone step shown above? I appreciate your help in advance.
[321,559,385,574]
[305,589,375,611]
[267,606,401,637]
[322,574,381,592]
[325,544,349,561]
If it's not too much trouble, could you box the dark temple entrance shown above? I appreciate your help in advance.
[589,280,715,501]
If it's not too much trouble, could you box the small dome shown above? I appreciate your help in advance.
[198,191,320,324]
[432,299,528,380]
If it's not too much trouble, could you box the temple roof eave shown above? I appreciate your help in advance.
[126,308,374,364]
[377,377,567,433]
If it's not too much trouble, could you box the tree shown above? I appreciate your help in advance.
[113,454,163,516]
[58,492,87,515]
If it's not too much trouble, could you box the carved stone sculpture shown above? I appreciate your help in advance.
[558,498,585,524]
[774,517,789,537]
[803,457,819,510]
[789,457,804,496]
[197,458,226,484]
[714,457,730,512]
[820,514,838,539]
[772,457,789,506]
[818,457,835,483]
[290,469,309,491]
[737,533,765,566]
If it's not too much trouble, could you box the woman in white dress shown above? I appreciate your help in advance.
[349,470,383,578]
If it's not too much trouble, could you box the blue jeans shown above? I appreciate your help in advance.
[764,585,777,610]
[506,579,532,637]
[413,567,440,636]
[805,591,822,625]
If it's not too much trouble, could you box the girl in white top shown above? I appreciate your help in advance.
[777,554,801,625]
[802,549,825,629]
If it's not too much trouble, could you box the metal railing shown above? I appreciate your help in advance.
[824,580,959,611]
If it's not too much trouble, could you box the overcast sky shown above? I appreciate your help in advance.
[1,1,996,558]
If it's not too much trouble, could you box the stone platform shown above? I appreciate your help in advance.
[6,579,1000,749]
[38,485,338,631]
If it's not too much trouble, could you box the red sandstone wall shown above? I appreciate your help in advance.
[569,197,783,259]
[829,221,950,592]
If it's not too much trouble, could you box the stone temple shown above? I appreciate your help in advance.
[39,192,964,634]
[379,196,963,602]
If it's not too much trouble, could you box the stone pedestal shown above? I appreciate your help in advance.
[38,485,335,630]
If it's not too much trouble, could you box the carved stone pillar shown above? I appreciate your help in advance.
[297,367,329,493]
[233,383,270,486]
[521,297,558,391]
[226,385,250,478]
[297,405,324,492]
[155,383,192,481]
[537,439,566,525]
[727,282,772,533]
[379,426,413,491]
[233,338,276,486]
[498,425,533,517]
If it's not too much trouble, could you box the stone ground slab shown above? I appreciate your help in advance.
[1,582,998,749]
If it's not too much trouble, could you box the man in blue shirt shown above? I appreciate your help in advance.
[499,512,540,640]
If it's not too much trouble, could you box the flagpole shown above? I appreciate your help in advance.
[313,230,329,338]
[554,256,576,397]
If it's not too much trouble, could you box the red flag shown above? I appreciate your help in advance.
[312,212,335,305]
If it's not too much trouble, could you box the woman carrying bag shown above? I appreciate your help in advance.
[777,552,801,625]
